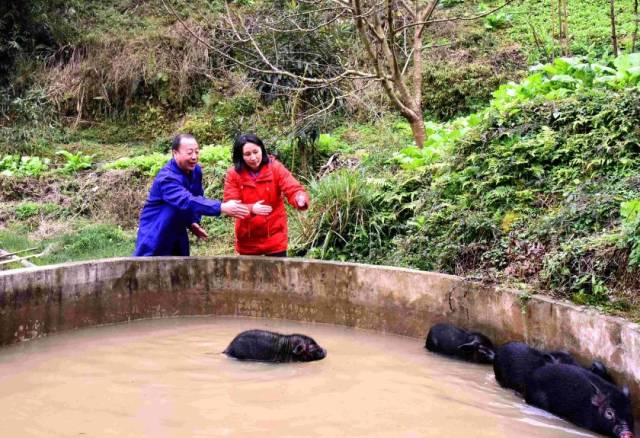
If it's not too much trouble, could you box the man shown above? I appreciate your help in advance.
[133,133,248,256]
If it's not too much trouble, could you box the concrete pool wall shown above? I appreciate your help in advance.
[2,256,640,415]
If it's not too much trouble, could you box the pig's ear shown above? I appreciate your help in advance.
[458,340,479,352]
[479,345,495,361]
[590,382,607,407]
[293,344,305,355]
[591,393,607,407]
[622,386,630,397]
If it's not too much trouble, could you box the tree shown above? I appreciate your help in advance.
[162,0,515,148]
[610,0,619,56]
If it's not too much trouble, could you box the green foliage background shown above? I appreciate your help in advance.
[1,0,640,318]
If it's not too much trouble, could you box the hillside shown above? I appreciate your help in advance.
[1,0,639,319]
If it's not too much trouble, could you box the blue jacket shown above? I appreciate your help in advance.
[133,159,221,256]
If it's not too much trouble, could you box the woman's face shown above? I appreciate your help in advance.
[242,142,263,171]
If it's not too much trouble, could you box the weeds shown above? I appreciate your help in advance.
[292,170,379,258]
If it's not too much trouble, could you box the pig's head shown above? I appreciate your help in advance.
[290,334,327,362]
[590,383,635,438]
[459,333,495,364]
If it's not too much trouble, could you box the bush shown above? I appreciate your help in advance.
[182,91,261,144]
[386,57,640,305]
[291,169,381,259]
[540,232,627,305]
[56,149,93,174]
[621,199,640,267]
[12,201,61,221]
[14,202,40,220]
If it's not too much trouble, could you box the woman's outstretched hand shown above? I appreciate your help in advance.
[252,200,273,216]
[295,192,308,210]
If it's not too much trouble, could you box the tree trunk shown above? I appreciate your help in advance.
[632,0,638,52]
[409,116,426,149]
[561,0,569,55]
[610,0,619,57]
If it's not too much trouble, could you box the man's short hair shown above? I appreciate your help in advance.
[171,133,196,151]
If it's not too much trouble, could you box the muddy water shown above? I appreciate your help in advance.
[0,317,598,438]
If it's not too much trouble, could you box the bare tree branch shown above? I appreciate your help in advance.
[160,0,374,86]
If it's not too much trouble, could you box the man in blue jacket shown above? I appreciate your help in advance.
[133,133,249,256]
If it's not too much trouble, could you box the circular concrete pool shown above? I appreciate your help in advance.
[0,316,601,437]
[1,256,639,429]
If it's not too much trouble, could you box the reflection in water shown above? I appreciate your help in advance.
[0,317,598,437]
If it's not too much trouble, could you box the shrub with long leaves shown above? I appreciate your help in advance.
[292,169,381,259]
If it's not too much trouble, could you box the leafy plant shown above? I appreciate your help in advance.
[56,149,93,174]
[621,199,640,267]
[199,144,231,166]
[484,12,512,31]
[0,154,50,177]
[393,114,482,171]
[14,202,40,220]
[104,153,169,176]
[12,202,60,220]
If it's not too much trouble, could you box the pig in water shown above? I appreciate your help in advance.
[494,342,615,394]
[591,360,615,383]
[551,352,615,383]
[224,329,327,363]
[493,342,581,394]
[525,364,634,438]
[425,323,495,364]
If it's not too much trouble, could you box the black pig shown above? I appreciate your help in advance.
[525,364,634,438]
[550,352,615,383]
[493,342,580,393]
[224,329,326,363]
[591,360,615,383]
[425,323,495,364]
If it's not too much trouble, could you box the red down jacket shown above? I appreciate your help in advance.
[223,157,309,255]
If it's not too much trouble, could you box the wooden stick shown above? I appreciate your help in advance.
[0,247,39,259]
[0,253,40,267]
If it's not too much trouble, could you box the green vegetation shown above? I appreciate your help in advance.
[105,152,170,176]
[0,223,135,267]
[501,0,638,62]
[381,56,640,311]
[40,223,135,264]
[0,155,50,177]
[1,0,640,319]
[56,149,93,173]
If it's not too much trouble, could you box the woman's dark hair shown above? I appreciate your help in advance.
[232,133,270,172]
[171,133,196,151]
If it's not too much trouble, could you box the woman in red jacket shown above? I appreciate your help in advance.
[223,133,310,256]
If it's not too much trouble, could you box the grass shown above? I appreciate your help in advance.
[0,222,136,269]
[499,0,638,62]
[434,0,637,63]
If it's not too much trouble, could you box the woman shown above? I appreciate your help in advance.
[223,133,309,256]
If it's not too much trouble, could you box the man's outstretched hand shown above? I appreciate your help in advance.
[221,200,250,219]
[190,223,209,241]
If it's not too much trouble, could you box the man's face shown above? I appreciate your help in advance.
[173,137,200,173]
